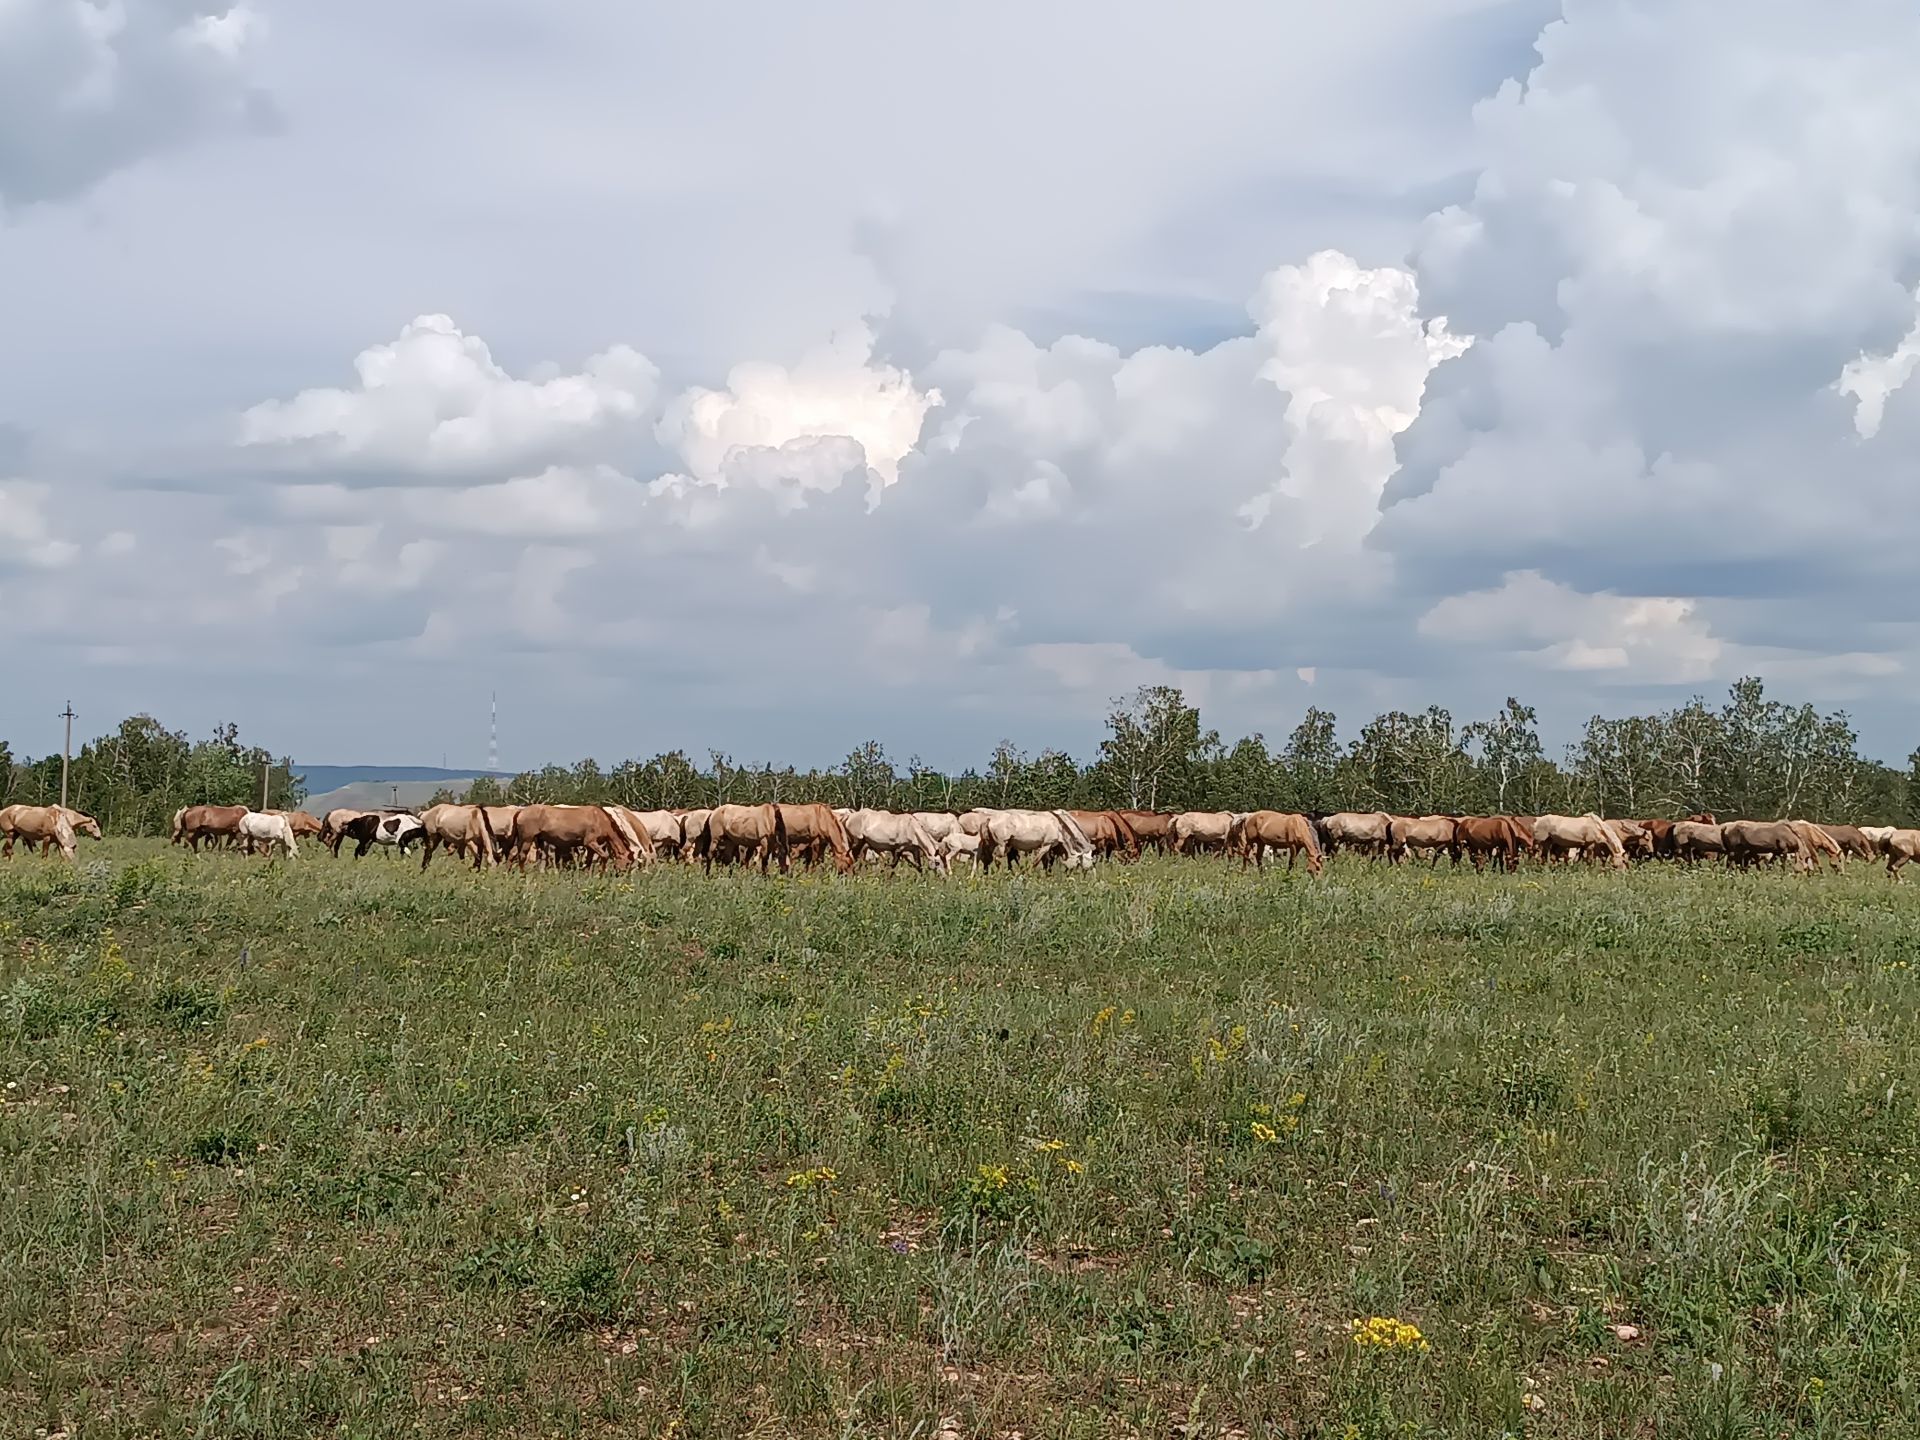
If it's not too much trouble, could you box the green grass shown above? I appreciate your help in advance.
[4,843,1919,1437]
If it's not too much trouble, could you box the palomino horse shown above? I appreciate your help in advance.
[0,805,78,860]
[1232,811,1323,875]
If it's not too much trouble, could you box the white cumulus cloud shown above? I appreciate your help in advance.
[1383,0,1920,706]
[1248,249,1469,543]
[1419,570,1722,683]
[1838,290,1920,440]
[655,322,938,502]
[238,315,660,481]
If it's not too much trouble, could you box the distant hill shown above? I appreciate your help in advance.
[296,767,515,819]
[295,764,512,795]
[303,778,493,817]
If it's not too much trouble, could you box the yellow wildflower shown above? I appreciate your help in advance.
[1251,1121,1280,1144]
[1349,1316,1430,1352]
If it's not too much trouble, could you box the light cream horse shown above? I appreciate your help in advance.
[237,811,298,859]
[979,809,1096,872]
[841,809,950,875]
[1533,814,1627,868]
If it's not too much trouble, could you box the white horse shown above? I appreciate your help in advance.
[238,811,298,859]
[979,809,1097,872]
[942,830,982,867]
[912,812,961,842]
[623,809,686,859]
[842,809,950,875]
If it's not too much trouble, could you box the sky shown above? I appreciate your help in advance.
[5,0,1920,771]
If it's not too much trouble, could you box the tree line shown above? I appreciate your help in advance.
[7,678,1917,837]
[453,677,1920,825]
[1,716,302,837]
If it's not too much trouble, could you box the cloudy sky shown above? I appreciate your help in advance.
[5,0,1919,770]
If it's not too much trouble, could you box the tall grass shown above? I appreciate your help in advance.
[3,844,1917,1436]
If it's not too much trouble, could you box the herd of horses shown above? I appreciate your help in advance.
[5,799,1919,879]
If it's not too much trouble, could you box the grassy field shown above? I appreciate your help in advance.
[4,843,1918,1438]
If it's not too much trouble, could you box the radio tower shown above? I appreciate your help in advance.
[488,691,499,774]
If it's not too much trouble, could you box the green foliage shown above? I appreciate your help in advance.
[840,738,897,809]
[3,678,1908,844]
[1342,704,1475,815]
[1,713,300,835]
[1092,685,1222,811]
[462,774,506,806]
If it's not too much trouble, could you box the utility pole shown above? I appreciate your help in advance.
[59,701,75,808]
[261,758,272,811]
